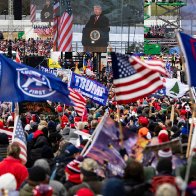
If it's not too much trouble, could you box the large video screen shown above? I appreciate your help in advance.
[33,0,143,25]
[32,0,143,52]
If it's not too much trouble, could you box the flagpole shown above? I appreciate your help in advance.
[56,16,59,51]
[182,148,196,196]
[12,103,19,143]
[116,104,124,146]
[170,104,175,127]
[186,103,196,158]
[113,85,124,146]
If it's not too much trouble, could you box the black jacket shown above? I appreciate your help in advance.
[82,14,110,47]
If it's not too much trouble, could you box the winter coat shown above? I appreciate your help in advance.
[28,130,49,165]
[19,184,34,196]
[0,156,28,189]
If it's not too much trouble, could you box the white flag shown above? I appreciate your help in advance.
[164,78,189,98]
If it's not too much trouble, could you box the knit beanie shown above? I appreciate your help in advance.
[76,188,94,196]
[158,130,172,158]
[34,159,51,175]
[138,116,149,127]
[65,158,83,184]
[138,127,151,140]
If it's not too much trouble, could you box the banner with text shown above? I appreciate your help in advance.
[69,72,108,105]
[40,66,58,77]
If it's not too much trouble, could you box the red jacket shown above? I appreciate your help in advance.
[0,156,28,189]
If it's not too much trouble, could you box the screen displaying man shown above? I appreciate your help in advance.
[41,0,53,22]
[82,5,110,52]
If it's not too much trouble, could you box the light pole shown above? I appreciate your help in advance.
[120,0,124,53]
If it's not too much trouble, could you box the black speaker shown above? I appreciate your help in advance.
[64,52,72,59]
[14,0,22,20]
[23,56,47,68]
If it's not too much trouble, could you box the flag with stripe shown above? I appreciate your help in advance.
[111,53,166,104]
[15,49,21,63]
[12,116,27,165]
[53,0,60,51]
[30,0,36,23]
[53,0,73,52]
[69,88,86,116]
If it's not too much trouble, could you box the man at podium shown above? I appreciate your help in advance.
[82,5,110,52]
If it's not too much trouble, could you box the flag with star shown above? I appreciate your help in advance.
[111,53,166,104]
[12,115,27,165]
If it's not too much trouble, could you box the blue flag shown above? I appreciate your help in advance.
[0,54,73,105]
[69,72,108,106]
[83,115,126,177]
[177,32,196,87]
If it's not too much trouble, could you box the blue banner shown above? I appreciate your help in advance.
[0,54,73,105]
[177,32,196,87]
[40,66,58,77]
[69,72,108,106]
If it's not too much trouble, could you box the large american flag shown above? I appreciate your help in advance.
[69,88,86,116]
[30,0,36,23]
[12,116,27,165]
[111,53,166,104]
[53,0,73,52]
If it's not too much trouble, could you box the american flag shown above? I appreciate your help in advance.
[111,53,166,104]
[69,88,86,116]
[12,116,27,165]
[30,0,36,23]
[53,0,73,52]
[15,49,21,63]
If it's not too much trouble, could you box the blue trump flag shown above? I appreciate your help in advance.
[177,32,196,87]
[0,54,73,105]
[69,72,108,106]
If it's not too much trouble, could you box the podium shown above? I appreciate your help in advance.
[82,28,109,52]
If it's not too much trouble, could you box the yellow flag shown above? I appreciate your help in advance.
[48,58,61,69]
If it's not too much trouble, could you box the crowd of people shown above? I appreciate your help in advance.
[144,25,166,39]
[0,38,53,57]
[0,86,195,196]
[0,35,195,196]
